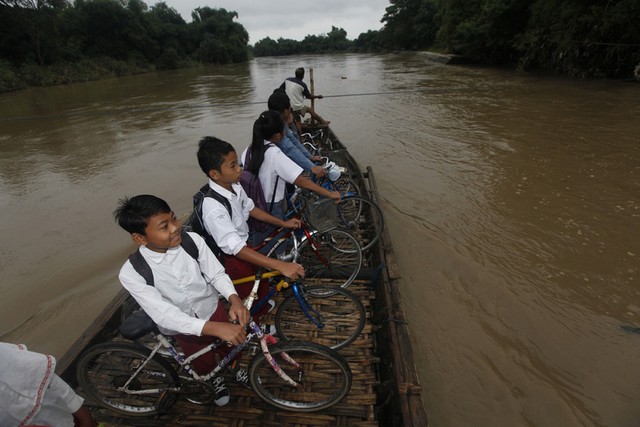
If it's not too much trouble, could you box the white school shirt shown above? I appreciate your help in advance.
[118,232,237,336]
[202,179,255,256]
[241,141,303,204]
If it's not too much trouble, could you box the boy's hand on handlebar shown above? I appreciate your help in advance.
[228,295,250,327]
[220,323,247,346]
[311,155,323,162]
[278,261,305,281]
[283,218,302,229]
[203,321,246,346]
[311,165,327,177]
[329,191,341,201]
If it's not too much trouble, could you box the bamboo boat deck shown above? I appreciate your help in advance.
[73,281,379,427]
[59,125,427,426]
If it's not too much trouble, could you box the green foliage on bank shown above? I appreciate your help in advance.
[378,0,640,79]
[0,0,249,92]
[252,0,639,79]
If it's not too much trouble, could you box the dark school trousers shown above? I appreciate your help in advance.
[174,304,231,375]
[223,254,271,322]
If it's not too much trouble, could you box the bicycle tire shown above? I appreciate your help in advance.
[335,195,384,252]
[76,342,179,416]
[296,229,362,288]
[330,176,362,197]
[274,285,366,350]
[248,340,352,412]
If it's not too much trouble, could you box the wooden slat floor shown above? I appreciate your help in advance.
[79,280,380,427]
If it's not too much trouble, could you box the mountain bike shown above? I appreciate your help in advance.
[254,204,363,289]
[293,133,385,252]
[76,310,352,415]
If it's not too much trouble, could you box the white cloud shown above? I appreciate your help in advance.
[143,0,389,44]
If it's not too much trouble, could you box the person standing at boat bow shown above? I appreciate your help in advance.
[280,67,330,133]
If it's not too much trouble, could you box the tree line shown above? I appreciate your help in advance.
[2,0,638,92]
[0,0,249,92]
[254,0,639,79]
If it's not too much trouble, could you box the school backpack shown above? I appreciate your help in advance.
[241,146,279,232]
[128,230,200,286]
[184,184,232,264]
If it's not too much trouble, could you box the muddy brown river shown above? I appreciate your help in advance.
[1,53,638,426]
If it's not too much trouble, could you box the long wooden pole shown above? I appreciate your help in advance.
[309,67,315,125]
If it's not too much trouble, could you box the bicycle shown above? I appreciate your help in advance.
[295,134,385,252]
[76,309,352,415]
[254,201,363,289]
[235,270,366,351]
[287,185,384,253]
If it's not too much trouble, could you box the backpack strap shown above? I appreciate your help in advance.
[245,145,280,213]
[179,230,199,261]
[202,184,232,218]
[128,249,155,287]
[128,230,199,287]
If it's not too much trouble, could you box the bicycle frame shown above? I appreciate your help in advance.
[233,271,327,331]
[117,320,300,398]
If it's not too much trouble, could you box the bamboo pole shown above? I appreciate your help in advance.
[309,67,315,125]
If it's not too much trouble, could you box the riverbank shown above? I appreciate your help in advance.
[0,56,197,94]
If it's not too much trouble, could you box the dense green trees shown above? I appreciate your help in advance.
[0,0,250,91]
[253,26,351,57]
[378,0,640,78]
[2,0,636,89]
[253,1,638,78]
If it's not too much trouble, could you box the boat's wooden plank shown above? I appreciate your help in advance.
[56,288,129,375]
[366,166,428,427]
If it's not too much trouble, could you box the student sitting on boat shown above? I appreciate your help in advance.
[114,195,249,406]
[195,136,305,322]
[280,67,330,133]
[267,89,327,179]
[242,110,340,247]
[0,342,96,427]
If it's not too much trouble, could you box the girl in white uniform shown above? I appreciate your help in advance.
[241,110,340,246]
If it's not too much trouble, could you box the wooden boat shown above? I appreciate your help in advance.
[58,124,427,427]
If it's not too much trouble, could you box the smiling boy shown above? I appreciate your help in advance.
[114,194,249,406]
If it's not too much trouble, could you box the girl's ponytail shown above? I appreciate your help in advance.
[247,110,284,175]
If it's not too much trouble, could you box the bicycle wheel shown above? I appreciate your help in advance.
[248,341,352,412]
[330,176,361,197]
[336,195,384,252]
[76,342,179,416]
[296,229,362,288]
[274,285,366,350]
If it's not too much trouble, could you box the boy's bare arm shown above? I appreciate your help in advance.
[73,405,98,427]
[235,246,304,280]
[249,207,301,229]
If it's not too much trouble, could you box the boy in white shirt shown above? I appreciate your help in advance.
[196,137,305,320]
[115,194,249,406]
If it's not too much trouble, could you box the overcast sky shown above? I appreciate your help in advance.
[143,0,390,44]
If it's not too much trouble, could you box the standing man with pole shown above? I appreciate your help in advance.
[280,67,330,133]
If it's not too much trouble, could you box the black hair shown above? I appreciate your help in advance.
[113,194,171,235]
[247,110,284,175]
[295,67,304,79]
[197,136,236,177]
[267,90,291,113]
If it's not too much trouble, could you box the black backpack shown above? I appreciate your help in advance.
[184,184,232,264]
[128,230,199,287]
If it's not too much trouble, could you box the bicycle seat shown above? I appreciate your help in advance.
[119,309,158,340]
